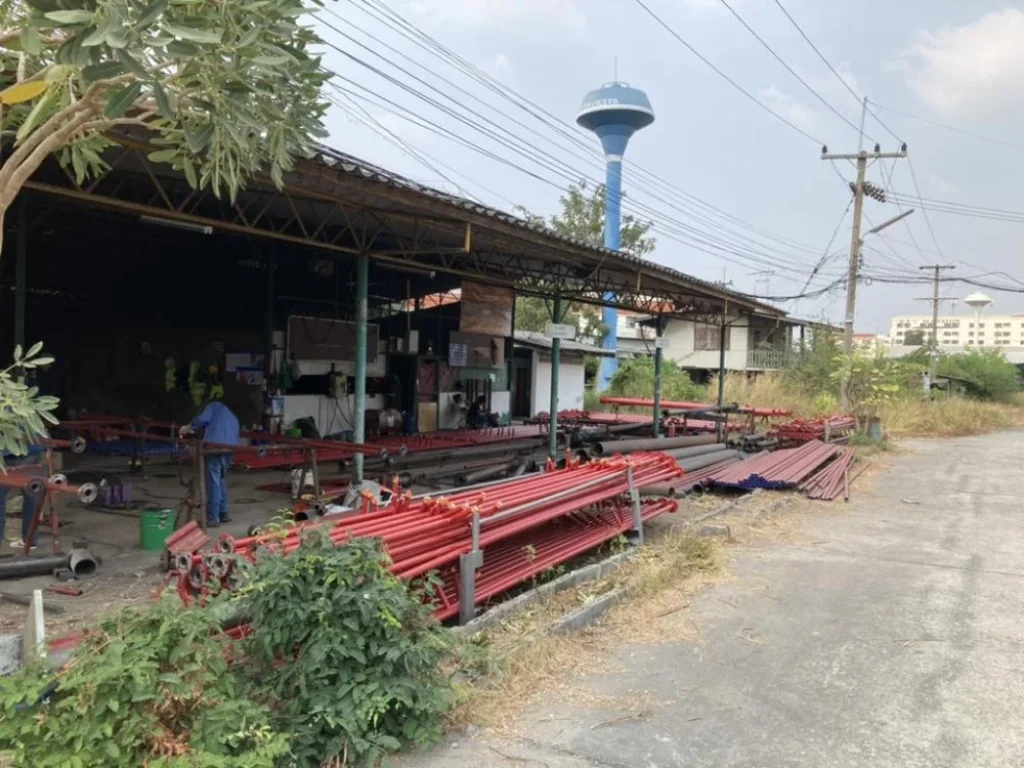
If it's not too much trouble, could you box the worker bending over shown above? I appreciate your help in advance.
[467,395,499,429]
[180,400,240,528]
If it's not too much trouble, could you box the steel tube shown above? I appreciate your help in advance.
[353,249,369,484]
[591,434,718,456]
[677,449,742,472]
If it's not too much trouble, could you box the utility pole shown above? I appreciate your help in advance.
[918,264,956,379]
[821,111,908,408]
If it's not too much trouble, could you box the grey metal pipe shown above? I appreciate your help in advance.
[455,463,510,486]
[637,482,675,498]
[677,449,742,472]
[591,433,718,456]
[661,443,728,460]
[0,554,71,580]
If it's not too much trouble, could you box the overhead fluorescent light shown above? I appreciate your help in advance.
[139,215,213,235]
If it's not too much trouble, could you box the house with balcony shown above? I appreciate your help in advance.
[618,311,810,378]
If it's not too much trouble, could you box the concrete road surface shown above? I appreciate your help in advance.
[400,431,1024,767]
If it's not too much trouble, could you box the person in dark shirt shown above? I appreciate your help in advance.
[467,395,499,429]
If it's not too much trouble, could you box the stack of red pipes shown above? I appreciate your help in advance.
[173,453,681,621]
[705,440,841,491]
[799,448,854,500]
[770,416,856,444]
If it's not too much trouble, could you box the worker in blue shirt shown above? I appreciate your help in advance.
[0,444,44,550]
[179,400,240,528]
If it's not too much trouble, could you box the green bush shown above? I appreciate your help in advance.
[937,349,1020,402]
[608,357,705,402]
[0,535,456,768]
[241,532,454,767]
[0,597,288,767]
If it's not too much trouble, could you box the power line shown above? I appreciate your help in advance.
[319,9,842,276]
[905,155,945,259]
[348,0,832,262]
[871,103,1024,151]
[718,0,872,141]
[630,0,824,145]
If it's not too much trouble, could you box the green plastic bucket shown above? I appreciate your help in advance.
[140,508,174,551]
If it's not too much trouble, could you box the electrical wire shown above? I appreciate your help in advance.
[798,200,852,295]
[717,0,872,141]
[630,0,825,145]
[870,103,1024,151]
[905,155,946,259]
[345,0,837,266]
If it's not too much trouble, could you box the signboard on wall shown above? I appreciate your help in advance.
[286,316,379,362]
[545,322,576,340]
[459,282,514,336]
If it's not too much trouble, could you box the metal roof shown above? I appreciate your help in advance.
[513,330,615,357]
[305,145,784,319]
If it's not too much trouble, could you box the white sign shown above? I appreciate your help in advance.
[545,322,576,341]
[654,336,669,350]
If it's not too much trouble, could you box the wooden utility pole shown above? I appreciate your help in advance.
[918,264,957,379]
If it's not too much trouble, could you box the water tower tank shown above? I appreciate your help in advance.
[576,82,655,390]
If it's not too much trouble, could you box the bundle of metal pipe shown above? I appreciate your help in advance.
[599,395,792,418]
[638,450,743,497]
[770,416,857,445]
[705,440,840,491]
[590,433,718,457]
[799,448,855,501]
[172,454,681,620]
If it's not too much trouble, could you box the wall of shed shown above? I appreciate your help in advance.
[529,350,586,417]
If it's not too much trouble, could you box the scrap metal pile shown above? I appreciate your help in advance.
[171,453,682,622]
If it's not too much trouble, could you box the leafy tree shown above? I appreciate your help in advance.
[0,0,328,255]
[938,349,1020,402]
[903,329,926,346]
[515,179,656,344]
[0,342,58,470]
[608,356,704,402]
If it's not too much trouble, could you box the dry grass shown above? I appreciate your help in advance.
[449,531,721,732]
[708,372,817,417]
[707,372,1024,438]
[880,396,1024,437]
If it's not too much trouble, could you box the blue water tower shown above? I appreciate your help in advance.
[576,82,655,391]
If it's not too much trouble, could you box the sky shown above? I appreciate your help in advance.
[314,0,1024,333]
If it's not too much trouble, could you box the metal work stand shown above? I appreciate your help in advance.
[626,465,644,546]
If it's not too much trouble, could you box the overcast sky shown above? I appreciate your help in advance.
[316,0,1024,333]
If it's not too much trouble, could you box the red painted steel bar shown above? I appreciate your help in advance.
[599,395,791,418]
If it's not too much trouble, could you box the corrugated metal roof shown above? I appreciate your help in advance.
[513,330,615,357]
[308,145,784,317]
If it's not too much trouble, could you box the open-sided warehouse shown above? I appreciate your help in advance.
[0,135,788,567]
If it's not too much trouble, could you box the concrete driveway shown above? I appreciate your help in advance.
[401,431,1024,767]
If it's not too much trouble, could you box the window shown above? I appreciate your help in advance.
[694,324,730,351]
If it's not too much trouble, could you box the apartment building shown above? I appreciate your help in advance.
[888,314,1024,347]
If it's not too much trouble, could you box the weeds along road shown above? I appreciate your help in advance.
[402,430,1024,768]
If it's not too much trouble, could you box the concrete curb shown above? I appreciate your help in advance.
[456,551,633,636]
[549,588,625,635]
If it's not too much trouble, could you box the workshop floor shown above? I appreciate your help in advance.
[0,453,309,637]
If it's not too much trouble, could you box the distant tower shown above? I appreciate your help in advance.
[964,292,993,346]
[577,82,655,390]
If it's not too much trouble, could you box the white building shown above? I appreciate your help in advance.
[888,313,1024,348]
[616,312,808,374]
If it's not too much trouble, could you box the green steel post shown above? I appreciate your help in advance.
[548,292,561,459]
[353,250,369,484]
[506,290,516,424]
[717,309,728,443]
[652,315,663,438]
[14,201,26,354]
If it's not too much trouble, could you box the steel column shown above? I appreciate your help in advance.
[652,315,664,438]
[506,289,517,424]
[353,250,369,484]
[264,247,275,384]
[548,291,562,459]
